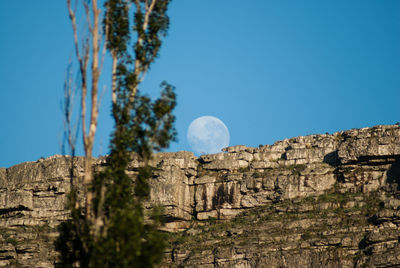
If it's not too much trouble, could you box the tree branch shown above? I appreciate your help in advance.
[131,0,157,102]
[83,0,94,34]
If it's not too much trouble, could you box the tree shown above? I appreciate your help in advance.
[65,0,106,223]
[56,0,175,267]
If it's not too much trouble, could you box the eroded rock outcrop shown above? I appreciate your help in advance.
[0,125,399,267]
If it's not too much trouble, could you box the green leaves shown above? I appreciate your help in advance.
[127,81,177,160]
[134,0,171,69]
[57,1,175,267]
[104,0,130,56]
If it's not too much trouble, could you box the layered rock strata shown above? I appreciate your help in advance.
[0,125,399,267]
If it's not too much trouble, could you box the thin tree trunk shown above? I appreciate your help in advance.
[111,53,117,106]
[67,0,103,230]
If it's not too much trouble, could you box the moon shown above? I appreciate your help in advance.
[187,116,230,155]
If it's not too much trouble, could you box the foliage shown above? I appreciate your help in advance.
[288,164,307,176]
[56,1,175,267]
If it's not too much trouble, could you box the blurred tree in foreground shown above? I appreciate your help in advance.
[56,0,175,267]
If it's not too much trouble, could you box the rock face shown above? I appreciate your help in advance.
[1,125,400,267]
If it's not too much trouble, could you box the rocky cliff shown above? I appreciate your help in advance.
[1,125,400,267]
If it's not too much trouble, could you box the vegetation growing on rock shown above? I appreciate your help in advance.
[0,125,399,267]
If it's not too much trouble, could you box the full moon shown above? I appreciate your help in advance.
[187,116,230,155]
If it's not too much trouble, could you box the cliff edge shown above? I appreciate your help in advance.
[1,125,400,267]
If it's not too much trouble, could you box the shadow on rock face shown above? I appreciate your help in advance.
[386,160,400,191]
[212,184,234,211]
[323,150,340,166]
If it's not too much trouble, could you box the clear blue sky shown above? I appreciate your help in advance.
[1,1,399,168]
